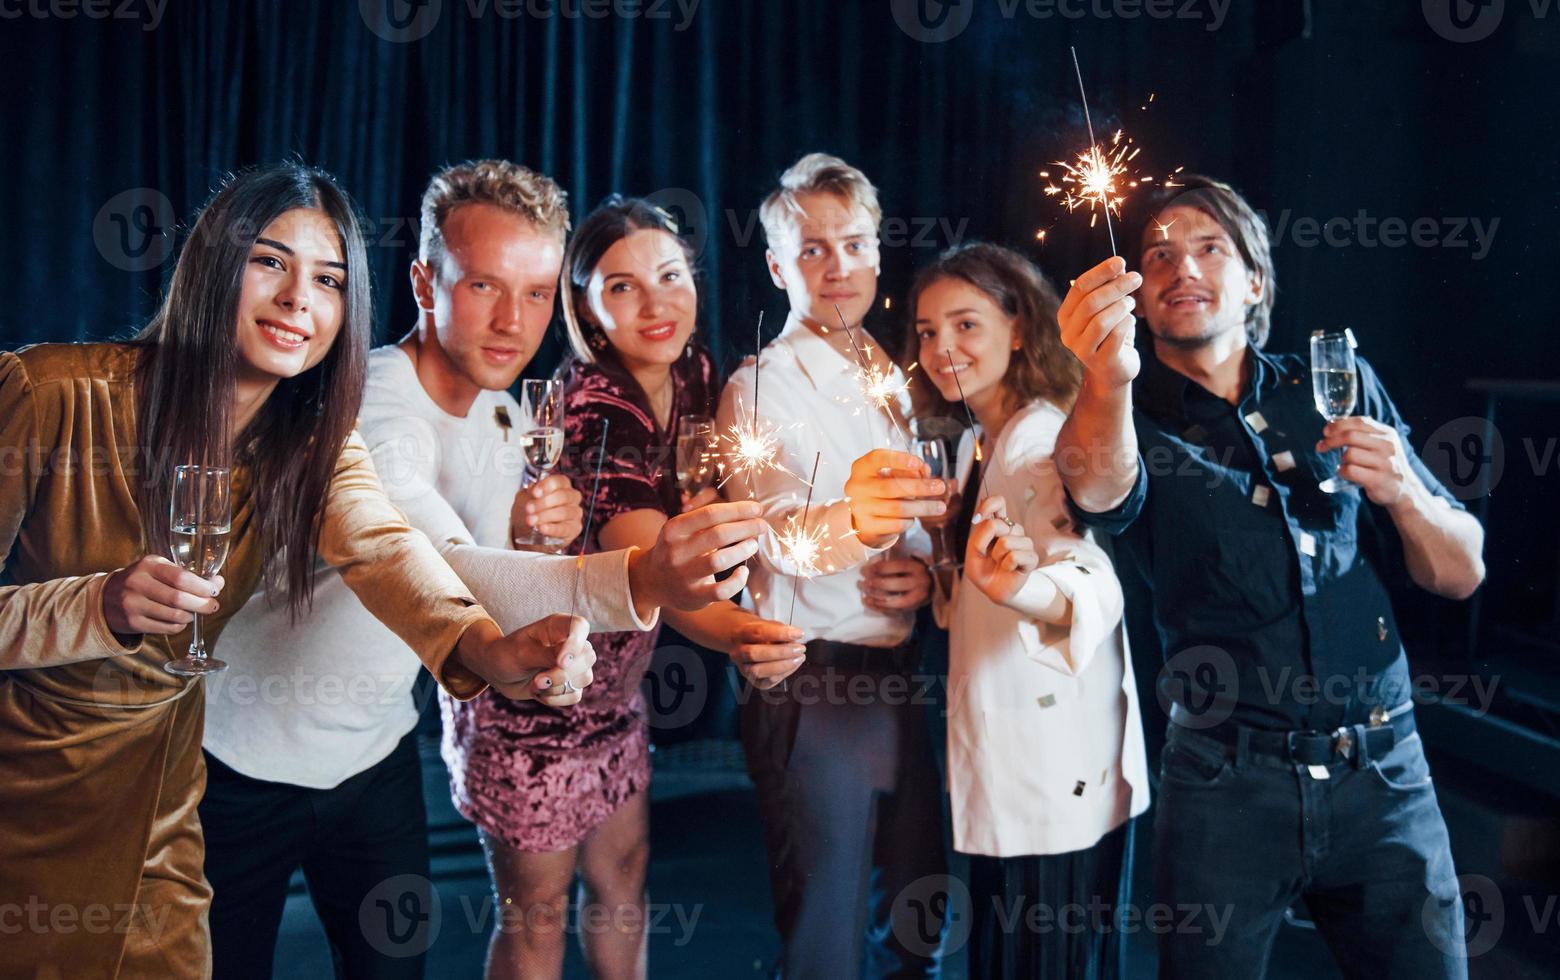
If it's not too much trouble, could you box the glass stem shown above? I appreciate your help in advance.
[191,612,203,660]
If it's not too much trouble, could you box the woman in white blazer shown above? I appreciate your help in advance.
[904,243,1150,979]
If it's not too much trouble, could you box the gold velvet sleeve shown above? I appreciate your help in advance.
[316,430,496,700]
[0,352,141,670]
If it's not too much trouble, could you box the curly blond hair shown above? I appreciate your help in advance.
[418,159,570,270]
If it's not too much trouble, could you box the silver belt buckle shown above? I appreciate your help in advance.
[1331,726,1355,761]
[1369,704,1389,728]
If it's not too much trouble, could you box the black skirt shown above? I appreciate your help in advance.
[965,820,1136,980]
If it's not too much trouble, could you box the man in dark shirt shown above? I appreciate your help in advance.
[1053,174,1486,978]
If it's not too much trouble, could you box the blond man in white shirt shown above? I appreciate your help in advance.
[717,153,950,979]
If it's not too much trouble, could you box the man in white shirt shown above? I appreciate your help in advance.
[717,153,950,979]
[201,160,767,979]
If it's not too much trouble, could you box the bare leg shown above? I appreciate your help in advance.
[479,831,578,980]
[577,791,651,980]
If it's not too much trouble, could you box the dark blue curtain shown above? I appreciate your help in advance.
[1,0,1556,665]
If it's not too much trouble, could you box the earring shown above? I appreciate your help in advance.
[588,332,607,351]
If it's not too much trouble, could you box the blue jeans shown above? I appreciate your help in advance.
[1154,722,1466,979]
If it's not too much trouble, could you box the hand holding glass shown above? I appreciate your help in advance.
[164,465,231,676]
[515,380,568,552]
[1310,330,1358,494]
[675,415,718,498]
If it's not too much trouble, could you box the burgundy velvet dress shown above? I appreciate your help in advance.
[440,346,717,852]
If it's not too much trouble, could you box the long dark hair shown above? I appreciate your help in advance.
[133,162,373,619]
[901,242,1080,421]
[559,194,697,366]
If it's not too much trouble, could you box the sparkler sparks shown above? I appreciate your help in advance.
[783,452,826,625]
[1043,47,1181,257]
[717,398,802,490]
[833,304,912,446]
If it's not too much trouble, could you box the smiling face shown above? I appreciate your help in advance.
[235,207,348,385]
[915,275,1021,415]
[765,191,880,330]
[410,202,564,392]
[584,227,697,373]
[1137,204,1263,351]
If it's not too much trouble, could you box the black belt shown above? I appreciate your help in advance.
[803,639,917,675]
[1171,702,1416,767]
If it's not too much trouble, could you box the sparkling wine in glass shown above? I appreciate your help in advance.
[164,465,231,676]
[515,380,568,552]
[1310,329,1359,494]
[675,415,717,501]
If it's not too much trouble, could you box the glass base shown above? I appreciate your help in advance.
[164,656,228,677]
[512,535,568,554]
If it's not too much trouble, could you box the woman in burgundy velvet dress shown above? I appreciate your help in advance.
[441,196,804,980]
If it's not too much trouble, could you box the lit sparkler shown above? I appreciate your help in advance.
[782,452,826,624]
[717,397,802,491]
[1043,47,1181,257]
[833,304,911,446]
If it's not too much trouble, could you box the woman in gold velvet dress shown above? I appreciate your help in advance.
[0,164,597,979]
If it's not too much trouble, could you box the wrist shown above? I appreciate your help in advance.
[626,548,664,620]
[1385,477,1435,523]
[453,619,503,680]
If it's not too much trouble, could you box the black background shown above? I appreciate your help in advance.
[2,0,1556,665]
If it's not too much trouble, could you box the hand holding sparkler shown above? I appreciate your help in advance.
[1056,256,1142,390]
[964,496,1044,607]
[625,500,768,616]
[834,303,913,446]
[452,613,597,706]
[860,557,934,612]
[727,616,807,690]
[843,449,948,550]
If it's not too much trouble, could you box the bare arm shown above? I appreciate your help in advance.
[1318,417,1486,600]
[603,508,806,688]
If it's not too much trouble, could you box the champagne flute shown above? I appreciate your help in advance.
[675,415,717,502]
[1311,329,1359,493]
[910,433,958,569]
[164,465,232,676]
[515,379,568,552]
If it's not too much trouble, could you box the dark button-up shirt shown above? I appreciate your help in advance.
[1070,345,1466,732]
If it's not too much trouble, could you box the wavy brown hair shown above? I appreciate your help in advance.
[133,162,373,620]
[901,242,1080,421]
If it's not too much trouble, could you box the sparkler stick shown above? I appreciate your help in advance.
[942,348,1013,527]
[1070,45,1117,256]
[786,452,823,626]
[570,420,611,621]
[752,310,764,442]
